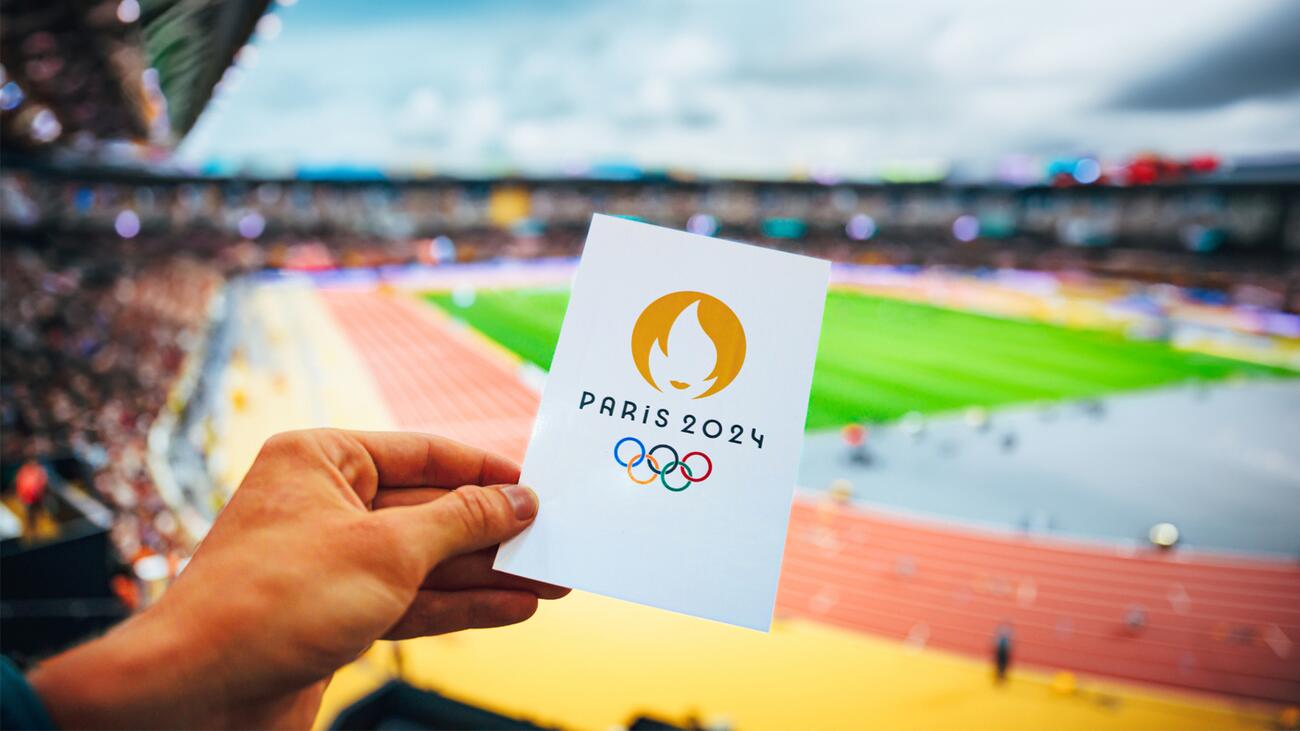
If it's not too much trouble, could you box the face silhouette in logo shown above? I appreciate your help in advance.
[631,291,746,399]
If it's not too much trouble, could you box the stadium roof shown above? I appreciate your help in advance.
[139,0,271,139]
[1,0,268,152]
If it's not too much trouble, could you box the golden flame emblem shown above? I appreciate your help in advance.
[631,291,745,399]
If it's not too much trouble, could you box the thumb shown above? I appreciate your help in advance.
[384,484,538,572]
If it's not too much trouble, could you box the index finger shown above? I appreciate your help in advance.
[344,430,521,488]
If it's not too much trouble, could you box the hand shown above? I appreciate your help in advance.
[29,429,566,729]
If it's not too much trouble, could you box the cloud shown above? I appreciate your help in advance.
[178,0,1300,177]
[1110,1,1300,110]
[393,88,449,144]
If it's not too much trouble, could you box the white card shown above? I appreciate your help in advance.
[494,214,830,630]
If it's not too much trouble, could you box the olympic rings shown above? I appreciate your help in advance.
[681,451,712,482]
[627,454,660,485]
[613,437,712,492]
[647,444,679,474]
[658,460,694,491]
[614,436,645,467]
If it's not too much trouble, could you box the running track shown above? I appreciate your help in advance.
[321,289,1300,705]
[322,290,536,459]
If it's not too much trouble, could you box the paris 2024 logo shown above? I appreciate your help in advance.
[579,290,764,492]
[630,290,746,400]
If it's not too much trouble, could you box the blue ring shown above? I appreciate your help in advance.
[614,436,646,467]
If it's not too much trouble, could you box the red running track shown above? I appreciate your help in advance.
[777,502,1300,704]
[322,288,1300,705]
[321,290,537,459]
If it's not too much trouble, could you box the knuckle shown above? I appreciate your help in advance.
[259,430,299,457]
[260,430,378,495]
[447,485,502,535]
[260,429,322,459]
[333,433,378,494]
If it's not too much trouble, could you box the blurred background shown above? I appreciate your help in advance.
[2,0,1299,728]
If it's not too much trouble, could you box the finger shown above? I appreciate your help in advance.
[343,430,521,489]
[423,550,571,599]
[373,487,452,510]
[378,484,538,572]
[383,589,539,640]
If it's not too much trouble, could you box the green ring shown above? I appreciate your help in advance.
[658,460,694,492]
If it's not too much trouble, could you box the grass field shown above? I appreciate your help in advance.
[426,287,1290,429]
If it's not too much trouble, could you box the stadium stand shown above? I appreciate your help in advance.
[328,681,550,731]
[0,470,125,666]
[0,0,270,149]
[2,1,1298,721]
[1,237,223,560]
[4,165,1297,310]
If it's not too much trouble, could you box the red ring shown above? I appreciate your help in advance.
[681,451,712,482]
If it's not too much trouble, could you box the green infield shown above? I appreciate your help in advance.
[426,288,1290,430]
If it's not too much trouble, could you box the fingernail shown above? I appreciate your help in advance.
[502,485,538,520]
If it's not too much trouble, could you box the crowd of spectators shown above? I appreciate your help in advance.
[1,238,223,558]
[6,167,1295,307]
[1,168,1296,565]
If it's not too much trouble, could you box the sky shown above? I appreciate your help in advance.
[179,0,1300,179]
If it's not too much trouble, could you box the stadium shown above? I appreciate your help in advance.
[2,1,1299,729]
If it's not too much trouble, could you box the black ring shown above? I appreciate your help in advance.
[648,444,680,474]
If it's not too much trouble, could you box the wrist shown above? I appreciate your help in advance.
[29,604,225,729]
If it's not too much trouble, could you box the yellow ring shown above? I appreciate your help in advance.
[628,454,660,485]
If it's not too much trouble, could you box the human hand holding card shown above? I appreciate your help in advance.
[494,214,830,630]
